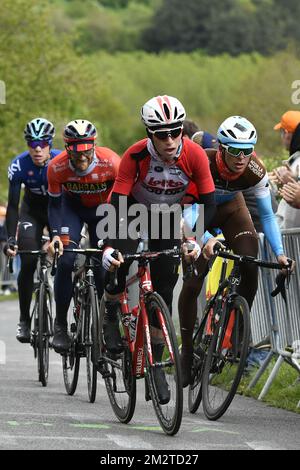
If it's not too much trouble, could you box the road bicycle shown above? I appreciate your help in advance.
[9,238,55,386]
[188,243,292,421]
[97,246,183,436]
[58,247,103,403]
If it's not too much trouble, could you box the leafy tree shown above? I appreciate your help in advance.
[141,0,300,55]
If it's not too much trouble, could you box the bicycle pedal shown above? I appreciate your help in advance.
[97,358,111,378]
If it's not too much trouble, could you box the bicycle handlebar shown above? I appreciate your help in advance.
[213,242,292,270]
[105,247,181,291]
[122,247,181,262]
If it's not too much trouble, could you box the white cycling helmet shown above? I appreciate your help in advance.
[63,119,97,143]
[24,117,55,141]
[141,95,186,128]
[217,116,257,148]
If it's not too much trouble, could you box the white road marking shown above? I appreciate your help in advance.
[246,441,288,450]
[0,435,108,442]
[106,433,153,450]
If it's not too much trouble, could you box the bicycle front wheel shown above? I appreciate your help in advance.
[98,297,136,423]
[62,291,81,395]
[85,286,98,403]
[202,295,250,420]
[37,283,52,387]
[188,306,213,414]
[144,293,183,436]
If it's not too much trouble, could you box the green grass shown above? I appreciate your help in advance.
[201,357,300,413]
[240,360,300,413]
[0,293,18,302]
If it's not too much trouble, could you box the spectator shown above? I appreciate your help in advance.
[269,110,300,228]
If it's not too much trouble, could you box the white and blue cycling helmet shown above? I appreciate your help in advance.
[217,116,257,148]
[24,117,55,142]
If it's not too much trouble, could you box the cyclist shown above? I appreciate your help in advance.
[183,119,218,149]
[101,95,216,404]
[47,119,121,353]
[178,115,293,387]
[3,118,61,343]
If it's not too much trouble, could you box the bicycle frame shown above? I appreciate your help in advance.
[118,257,176,379]
[16,250,53,340]
[65,249,101,345]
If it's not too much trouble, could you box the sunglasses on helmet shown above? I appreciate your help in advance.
[27,140,51,149]
[148,126,183,141]
[222,144,254,157]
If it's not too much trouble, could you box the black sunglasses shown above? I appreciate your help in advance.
[148,126,183,141]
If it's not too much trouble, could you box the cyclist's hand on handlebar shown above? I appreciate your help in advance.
[102,247,124,272]
[182,238,201,263]
[3,237,18,257]
[47,236,64,257]
[276,254,295,272]
[203,238,225,260]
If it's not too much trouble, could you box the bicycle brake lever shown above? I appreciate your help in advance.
[51,240,60,276]
[7,256,14,274]
[107,249,119,291]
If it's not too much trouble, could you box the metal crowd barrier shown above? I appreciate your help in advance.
[0,242,18,294]
[248,229,300,407]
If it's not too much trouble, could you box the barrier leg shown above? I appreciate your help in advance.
[247,350,274,390]
[258,355,285,401]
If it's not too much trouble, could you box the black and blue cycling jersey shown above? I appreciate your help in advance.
[6,149,61,238]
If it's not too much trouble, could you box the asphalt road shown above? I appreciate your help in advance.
[0,299,299,451]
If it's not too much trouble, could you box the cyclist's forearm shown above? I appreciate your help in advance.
[183,192,216,239]
[199,191,216,231]
[6,182,21,238]
[257,196,284,256]
[48,194,62,238]
[105,191,129,248]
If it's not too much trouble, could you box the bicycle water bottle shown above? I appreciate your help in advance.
[129,305,139,341]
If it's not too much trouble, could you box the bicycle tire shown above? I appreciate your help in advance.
[99,296,136,423]
[85,286,98,403]
[144,292,183,436]
[202,295,250,420]
[188,305,213,414]
[31,297,39,360]
[62,286,81,395]
[37,283,51,387]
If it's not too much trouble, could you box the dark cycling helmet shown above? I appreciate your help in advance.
[24,117,55,141]
[141,95,186,128]
[63,119,97,143]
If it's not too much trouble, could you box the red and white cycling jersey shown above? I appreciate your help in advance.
[48,147,120,207]
[112,138,215,207]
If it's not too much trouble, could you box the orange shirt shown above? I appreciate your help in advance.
[48,147,120,207]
